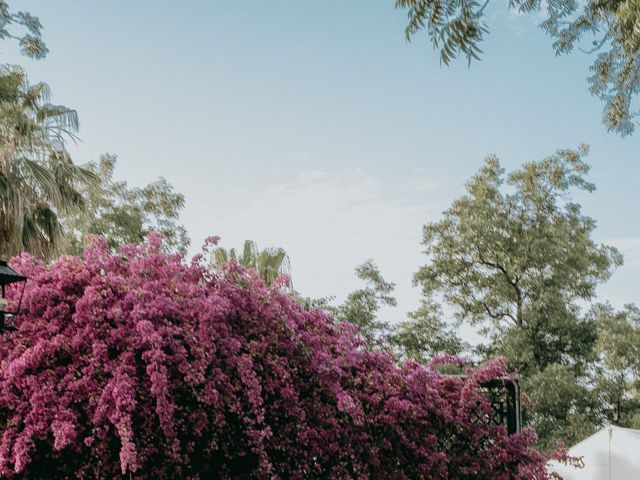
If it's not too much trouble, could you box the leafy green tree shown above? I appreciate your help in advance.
[589,303,640,428]
[0,66,96,259]
[388,299,465,362]
[61,154,189,255]
[414,145,622,447]
[396,0,640,135]
[0,1,48,59]
[212,240,290,288]
[524,362,601,448]
[297,260,461,358]
[333,259,397,348]
[295,260,398,349]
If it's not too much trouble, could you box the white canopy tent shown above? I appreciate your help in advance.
[548,426,640,479]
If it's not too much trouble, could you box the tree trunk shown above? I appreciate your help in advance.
[514,286,523,327]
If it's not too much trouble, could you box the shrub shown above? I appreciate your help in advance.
[0,235,560,479]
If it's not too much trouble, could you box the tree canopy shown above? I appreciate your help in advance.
[389,299,466,363]
[414,145,622,447]
[590,303,640,428]
[61,154,189,255]
[333,259,397,348]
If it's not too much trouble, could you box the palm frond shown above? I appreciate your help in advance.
[38,104,79,131]
[56,183,86,212]
[0,68,88,258]
[241,240,258,268]
[0,171,7,197]
[19,157,60,201]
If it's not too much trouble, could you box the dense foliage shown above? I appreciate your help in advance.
[589,303,640,428]
[0,236,562,479]
[388,299,466,363]
[61,154,189,255]
[414,145,624,448]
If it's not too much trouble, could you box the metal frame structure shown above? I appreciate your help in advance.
[479,377,522,435]
[446,374,522,435]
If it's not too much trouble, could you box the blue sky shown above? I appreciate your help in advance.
[5,1,640,341]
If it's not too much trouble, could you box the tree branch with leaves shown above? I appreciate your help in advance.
[396,0,640,135]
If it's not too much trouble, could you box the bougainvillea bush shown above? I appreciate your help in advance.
[0,235,562,479]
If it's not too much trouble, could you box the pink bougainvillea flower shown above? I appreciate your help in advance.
[0,237,559,479]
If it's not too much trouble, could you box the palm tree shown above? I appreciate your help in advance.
[212,240,291,288]
[0,66,96,259]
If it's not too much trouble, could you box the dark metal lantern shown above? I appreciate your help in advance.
[447,374,522,435]
[0,260,27,331]
[480,377,522,435]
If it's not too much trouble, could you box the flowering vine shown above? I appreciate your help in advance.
[0,235,563,478]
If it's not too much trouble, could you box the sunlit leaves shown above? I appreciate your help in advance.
[414,146,621,447]
[60,154,189,256]
[397,0,489,65]
[334,259,397,347]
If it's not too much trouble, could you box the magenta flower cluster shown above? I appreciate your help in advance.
[0,235,562,479]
